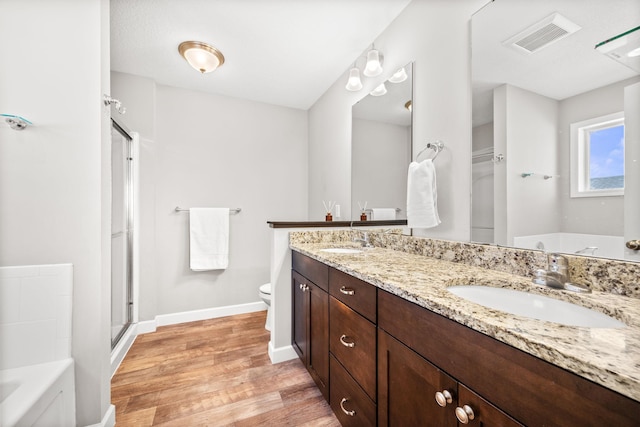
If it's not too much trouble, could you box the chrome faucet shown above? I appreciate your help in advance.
[533,253,591,293]
[353,231,373,248]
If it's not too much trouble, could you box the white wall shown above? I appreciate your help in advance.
[112,73,309,319]
[558,76,640,236]
[0,0,112,425]
[494,84,560,246]
[308,0,486,241]
[352,118,410,218]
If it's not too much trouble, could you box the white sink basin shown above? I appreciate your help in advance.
[320,248,363,254]
[448,286,625,329]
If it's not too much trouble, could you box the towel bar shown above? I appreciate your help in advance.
[175,206,241,214]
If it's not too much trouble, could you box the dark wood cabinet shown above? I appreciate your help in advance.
[378,288,640,427]
[378,330,458,427]
[292,253,329,401]
[291,251,640,426]
[378,329,521,427]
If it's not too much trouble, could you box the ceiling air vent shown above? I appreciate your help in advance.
[503,13,581,54]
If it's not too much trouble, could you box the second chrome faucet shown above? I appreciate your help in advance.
[533,253,591,293]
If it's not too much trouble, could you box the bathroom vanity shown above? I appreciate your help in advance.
[290,232,640,426]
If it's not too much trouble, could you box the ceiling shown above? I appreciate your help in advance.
[472,0,640,127]
[110,0,411,111]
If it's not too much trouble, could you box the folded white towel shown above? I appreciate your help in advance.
[371,208,396,220]
[189,208,230,271]
[407,159,441,228]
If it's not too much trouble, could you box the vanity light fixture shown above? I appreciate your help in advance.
[370,82,387,97]
[388,67,408,83]
[363,46,383,77]
[345,65,363,91]
[178,41,225,74]
[404,100,412,112]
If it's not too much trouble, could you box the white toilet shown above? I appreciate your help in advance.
[258,283,272,331]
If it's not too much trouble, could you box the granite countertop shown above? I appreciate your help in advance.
[290,242,640,403]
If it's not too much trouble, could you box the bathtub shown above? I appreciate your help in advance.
[0,358,76,427]
[513,232,624,260]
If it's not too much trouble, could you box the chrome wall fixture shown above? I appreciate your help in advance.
[103,95,126,115]
[1,114,32,131]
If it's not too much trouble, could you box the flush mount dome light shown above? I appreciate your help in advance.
[178,41,225,74]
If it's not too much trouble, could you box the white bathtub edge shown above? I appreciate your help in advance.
[1,359,75,427]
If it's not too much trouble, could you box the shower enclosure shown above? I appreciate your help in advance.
[111,119,134,348]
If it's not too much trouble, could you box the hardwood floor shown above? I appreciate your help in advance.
[112,311,340,426]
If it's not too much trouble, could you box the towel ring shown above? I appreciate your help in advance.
[416,140,444,161]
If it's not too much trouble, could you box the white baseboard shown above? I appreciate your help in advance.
[87,404,115,427]
[155,301,267,327]
[268,341,298,364]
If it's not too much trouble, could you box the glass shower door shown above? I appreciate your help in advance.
[111,120,133,348]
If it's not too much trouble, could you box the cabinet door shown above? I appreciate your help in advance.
[308,280,329,400]
[291,271,308,362]
[457,384,522,427]
[378,330,457,427]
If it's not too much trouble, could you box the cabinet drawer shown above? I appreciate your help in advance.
[292,251,328,291]
[330,355,376,427]
[329,267,376,322]
[329,296,376,401]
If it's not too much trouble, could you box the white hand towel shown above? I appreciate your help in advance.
[189,208,230,271]
[407,159,441,228]
[371,208,397,220]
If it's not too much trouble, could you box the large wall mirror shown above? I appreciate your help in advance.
[472,0,640,262]
[351,62,413,221]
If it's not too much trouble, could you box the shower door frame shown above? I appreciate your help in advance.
[111,118,135,349]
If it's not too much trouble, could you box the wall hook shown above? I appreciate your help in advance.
[1,114,32,131]
[103,95,126,114]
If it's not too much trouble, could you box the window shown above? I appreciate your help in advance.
[570,112,624,198]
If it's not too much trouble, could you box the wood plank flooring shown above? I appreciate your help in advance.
[111,311,340,426]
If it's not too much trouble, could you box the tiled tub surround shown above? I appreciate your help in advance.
[289,230,640,402]
[0,264,73,369]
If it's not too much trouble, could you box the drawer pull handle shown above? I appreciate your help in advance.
[455,405,475,424]
[339,286,355,296]
[435,390,453,407]
[339,334,355,348]
[340,397,356,417]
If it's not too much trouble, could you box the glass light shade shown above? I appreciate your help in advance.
[345,67,363,91]
[388,67,408,83]
[370,83,387,97]
[363,49,383,77]
[179,41,225,74]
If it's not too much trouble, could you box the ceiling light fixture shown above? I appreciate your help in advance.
[363,46,383,77]
[178,41,225,74]
[389,67,408,83]
[370,83,387,97]
[345,65,363,91]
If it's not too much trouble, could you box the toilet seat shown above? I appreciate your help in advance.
[259,283,271,296]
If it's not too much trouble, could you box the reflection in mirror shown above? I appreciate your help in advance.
[472,0,640,261]
[351,63,412,221]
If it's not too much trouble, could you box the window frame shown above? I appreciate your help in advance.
[570,111,624,198]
